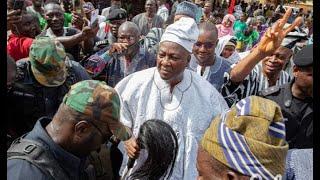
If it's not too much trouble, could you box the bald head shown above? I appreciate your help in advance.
[198,21,218,40]
[118,21,141,37]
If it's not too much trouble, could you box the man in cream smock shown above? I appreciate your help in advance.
[115,17,228,179]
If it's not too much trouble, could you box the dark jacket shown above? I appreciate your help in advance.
[7,59,91,141]
[259,80,313,149]
[7,118,89,180]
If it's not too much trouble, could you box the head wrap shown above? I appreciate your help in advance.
[160,17,199,53]
[217,14,236,38]
[201,96,288,179]
[215,35,240,63]
[83,2,95,14]
[175,1,198,20]
[63,80,132,141]
[256,15,266,24]
[222,14,236,25]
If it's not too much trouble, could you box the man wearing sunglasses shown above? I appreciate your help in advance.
[190,21,232,92]
[8,80,132,180]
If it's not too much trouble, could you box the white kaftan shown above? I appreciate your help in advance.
[115,67,228,179]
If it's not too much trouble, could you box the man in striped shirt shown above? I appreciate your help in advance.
[221,46,292,107]
[220,8,303,107]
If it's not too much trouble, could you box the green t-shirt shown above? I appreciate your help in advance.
[64,13,73,27]
[233,20,247,33]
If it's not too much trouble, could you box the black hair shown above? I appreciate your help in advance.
[128,120,178,180]
[199,21,218,40]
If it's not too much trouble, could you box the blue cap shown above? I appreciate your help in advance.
[175,1,197,20]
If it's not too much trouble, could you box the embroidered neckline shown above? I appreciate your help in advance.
[152,69,193,111]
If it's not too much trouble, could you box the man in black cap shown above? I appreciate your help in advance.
[96,8,127,45]
[259,44,313,149]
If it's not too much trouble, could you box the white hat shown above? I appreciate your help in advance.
[160,17,199,53]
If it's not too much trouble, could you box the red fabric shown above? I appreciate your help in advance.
[7,34,33,61]
[228,0,236,14]
[104,23,111,33]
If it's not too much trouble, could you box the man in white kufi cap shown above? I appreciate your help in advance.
[115,17,228,179]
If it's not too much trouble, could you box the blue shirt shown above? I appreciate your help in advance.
[189,55,232,92]
[7,118,87,180]
[99,46,156,87]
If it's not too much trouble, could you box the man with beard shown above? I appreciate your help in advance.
[132,0,164,36]
[39,3,98,61]
[259,45,313,149]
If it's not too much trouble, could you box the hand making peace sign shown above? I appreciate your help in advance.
[257,8,303,55]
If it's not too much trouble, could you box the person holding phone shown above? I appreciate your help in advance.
[40,2,98,61]
[84,21,156,87]
[7,13,41,61]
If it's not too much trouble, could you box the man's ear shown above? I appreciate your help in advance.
[186,54,191,67]
[222,171,240,180]
[292,65,299,77]
[74,121,91,137]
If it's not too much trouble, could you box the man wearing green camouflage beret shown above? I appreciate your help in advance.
[7,36,90,143]
[8,80,132,180]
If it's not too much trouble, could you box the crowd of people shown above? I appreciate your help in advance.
[7,0,313,179]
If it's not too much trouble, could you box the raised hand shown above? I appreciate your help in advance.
[109,42,129,55]
[72,11,85,30]
[257,8,303,55]
[81,25,99,39]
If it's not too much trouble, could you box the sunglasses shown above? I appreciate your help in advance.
[194,42,215,49]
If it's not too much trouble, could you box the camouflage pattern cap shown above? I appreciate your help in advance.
[63,80,132,141]
[29,36,67,87]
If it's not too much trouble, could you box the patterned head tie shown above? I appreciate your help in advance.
[201,96,288,179]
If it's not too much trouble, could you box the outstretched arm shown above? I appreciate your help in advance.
[229,8,303,83]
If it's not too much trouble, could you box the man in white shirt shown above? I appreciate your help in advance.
[115,17,228,179]
[156,0,169,22]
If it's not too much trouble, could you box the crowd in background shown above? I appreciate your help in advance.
[7,0,313,179]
